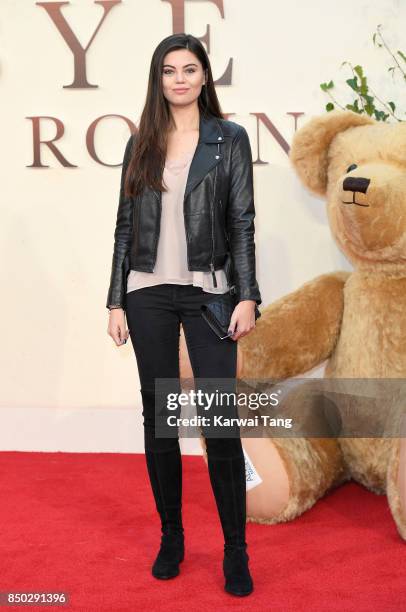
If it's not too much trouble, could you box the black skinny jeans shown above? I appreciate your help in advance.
[125,283,247,548]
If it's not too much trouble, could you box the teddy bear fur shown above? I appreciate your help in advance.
[238,110,406,539]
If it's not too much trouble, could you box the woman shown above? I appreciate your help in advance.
[106,33,262,597]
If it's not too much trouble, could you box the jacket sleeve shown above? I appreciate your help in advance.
[226,125,262,306]
[106,134,135,310]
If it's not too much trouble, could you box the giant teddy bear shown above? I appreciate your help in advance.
[180,109,406,540]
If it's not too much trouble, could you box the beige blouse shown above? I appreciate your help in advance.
[127,147,229,294]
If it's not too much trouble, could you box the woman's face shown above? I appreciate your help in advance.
[162,48,206,109]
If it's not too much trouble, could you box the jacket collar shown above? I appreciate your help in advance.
[198,111,224,143]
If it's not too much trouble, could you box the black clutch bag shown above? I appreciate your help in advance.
[200,288,261,340]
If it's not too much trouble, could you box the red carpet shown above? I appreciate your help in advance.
[0,451,404,612]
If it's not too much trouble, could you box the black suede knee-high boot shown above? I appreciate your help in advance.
[144,443,185,580]
[141,387,184,580]
[206,437,253,597]
[206,438,247,547]
[144,441,184,537]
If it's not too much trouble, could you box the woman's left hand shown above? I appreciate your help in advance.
[228,300,257,341]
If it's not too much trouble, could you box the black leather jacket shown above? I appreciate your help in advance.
[106,111,262,310]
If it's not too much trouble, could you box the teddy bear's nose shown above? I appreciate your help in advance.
[343,176,370,194]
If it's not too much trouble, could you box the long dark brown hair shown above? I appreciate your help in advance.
[124,33,223,199]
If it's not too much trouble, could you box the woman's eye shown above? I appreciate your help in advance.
[163,68,196,75]
[346,163,358,173]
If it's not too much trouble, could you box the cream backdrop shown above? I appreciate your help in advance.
[1,0,404,452]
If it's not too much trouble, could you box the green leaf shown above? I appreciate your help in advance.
[354,65,364,78]
[326,102,335,112]
[346,103,361,114]
[346,77,359,91]
[374,110,389,122]
[397,50,406,63]
[364,102,374,116]
[388,101,396,112]
[320,80,334,92]
[359,76,368,95]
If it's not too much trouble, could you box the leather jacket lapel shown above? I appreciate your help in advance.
[151,111,224,202]
[184,112,225,199]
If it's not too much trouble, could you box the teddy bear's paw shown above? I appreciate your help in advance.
[242,437,346,524]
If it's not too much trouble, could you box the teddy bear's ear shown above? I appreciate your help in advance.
[289,110,375,196]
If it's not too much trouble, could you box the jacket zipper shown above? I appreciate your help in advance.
[183,188,191,269]
[210,158,219,288]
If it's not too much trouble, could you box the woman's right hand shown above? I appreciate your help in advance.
[107,308,129,346]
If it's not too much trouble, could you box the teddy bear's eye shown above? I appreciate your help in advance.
[346,164,358,173]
